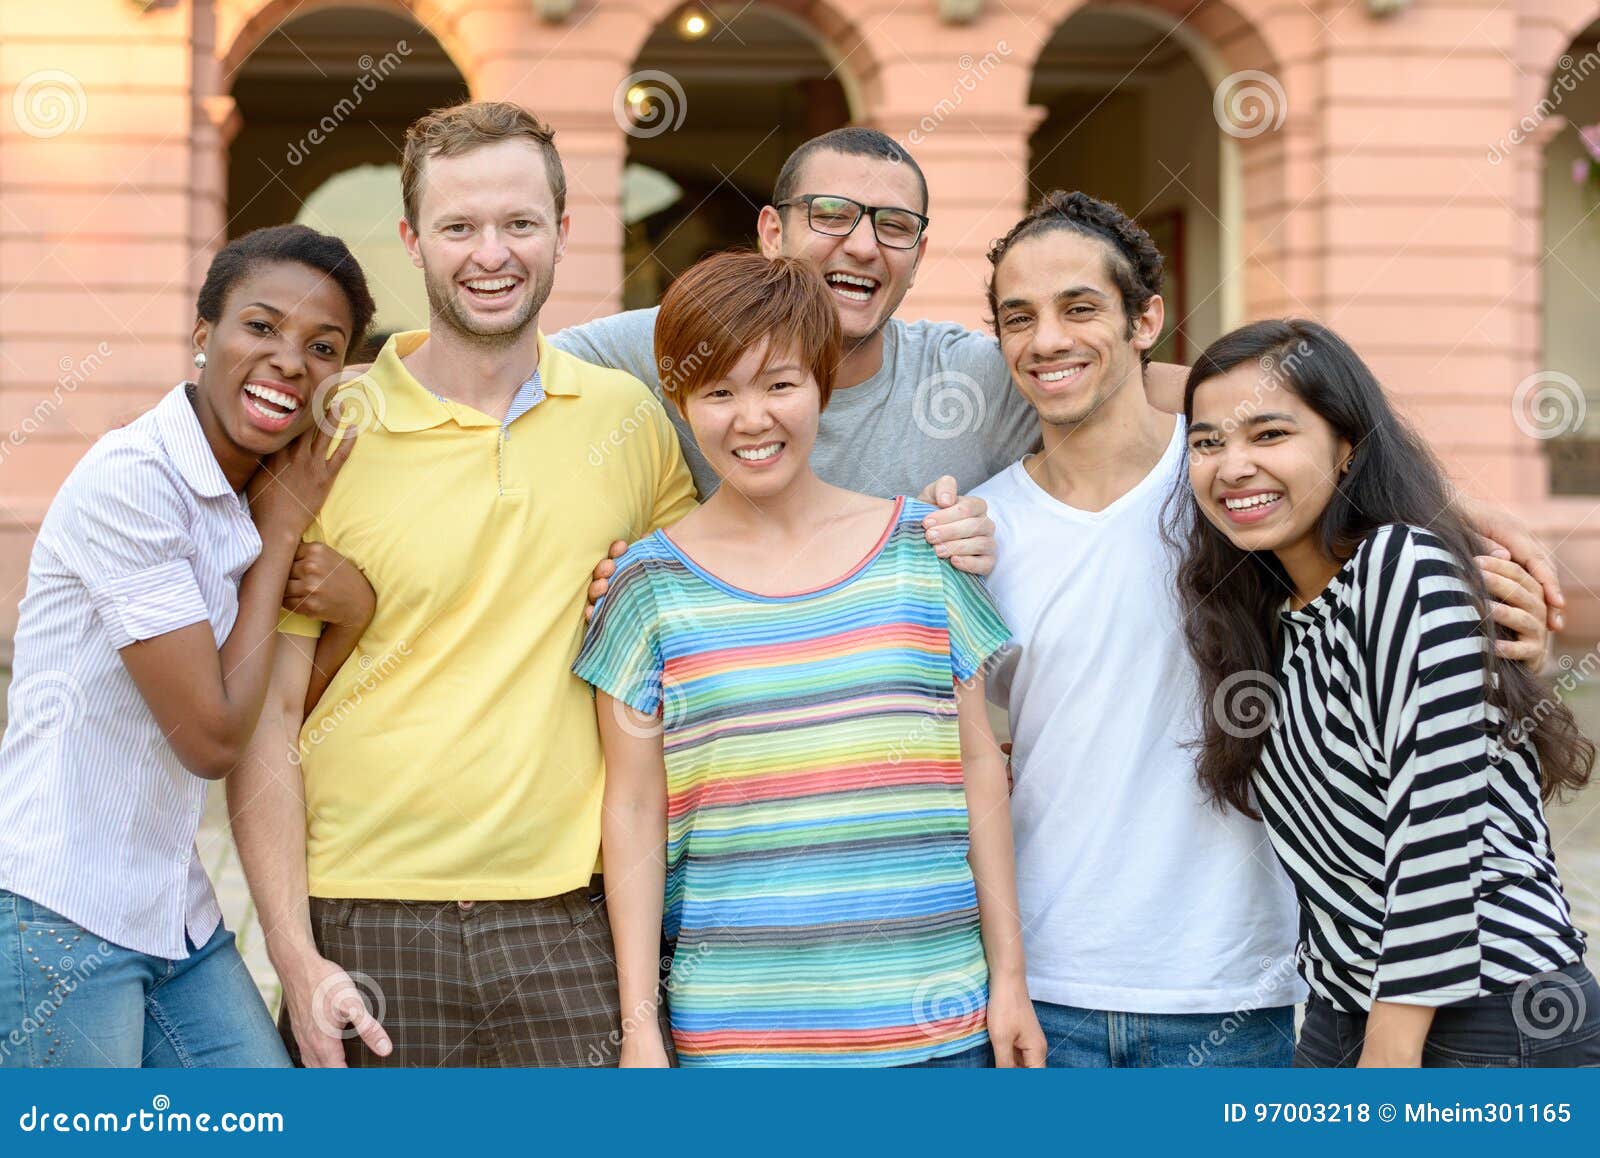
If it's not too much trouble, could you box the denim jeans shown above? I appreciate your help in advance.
[0,890,288,1068]
[900,1041,995,1068]
[1033,1000,1295,1067]
[1295,962,1600,1068]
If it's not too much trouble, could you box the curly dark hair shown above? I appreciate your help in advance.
[197,224,376,351]
[985,190,1164,363]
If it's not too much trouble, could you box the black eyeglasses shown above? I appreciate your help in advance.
[773,194,929,250]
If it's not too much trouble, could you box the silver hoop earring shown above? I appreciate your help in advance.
[193,351,206,369]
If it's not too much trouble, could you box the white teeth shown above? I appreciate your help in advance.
[1224,493,1282,511]
[243,383,300,413]
[1037,365,1086,383]
[733,443,783,461]
[826,273,876,302]
[466,277,516,292]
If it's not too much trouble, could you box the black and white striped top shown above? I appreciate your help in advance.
[1253,524,1585,1012]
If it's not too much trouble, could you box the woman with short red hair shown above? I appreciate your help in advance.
[573,250,1044,1068]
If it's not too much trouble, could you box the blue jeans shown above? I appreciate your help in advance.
[1295,962,1600,1067]
[1034,999,1295,1067]
[0,890,288,1068]
[901,1041,994,1068]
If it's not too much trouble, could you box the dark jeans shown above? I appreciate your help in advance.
[900,1041,994,1068]
[1295,961,1600,1067]
[1034,999,1296,1067]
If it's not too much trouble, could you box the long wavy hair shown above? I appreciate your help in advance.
[1166,318,1593,816]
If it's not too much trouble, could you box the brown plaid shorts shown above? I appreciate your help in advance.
[279,876,671,1067]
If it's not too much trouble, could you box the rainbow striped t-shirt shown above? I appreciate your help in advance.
[572,497,1012,1067]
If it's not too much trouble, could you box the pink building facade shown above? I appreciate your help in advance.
[3,0,1600,642]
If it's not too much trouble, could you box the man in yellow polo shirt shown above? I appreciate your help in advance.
[229,101,695,1067]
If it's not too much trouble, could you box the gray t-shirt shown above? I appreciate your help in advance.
[551,308,1039,499]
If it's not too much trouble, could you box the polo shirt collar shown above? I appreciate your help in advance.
[369,330,578,434]
[154,383,237,499]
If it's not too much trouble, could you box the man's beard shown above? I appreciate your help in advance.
[424,264,554,348]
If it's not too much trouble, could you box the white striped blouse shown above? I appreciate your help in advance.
[1254,524,1585,1012]
[0,383,261,959]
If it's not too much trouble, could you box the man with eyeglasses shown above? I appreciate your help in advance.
[554,126,1095,575]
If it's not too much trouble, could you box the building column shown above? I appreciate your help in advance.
[873,107,1045,331]
[0,0,204,644]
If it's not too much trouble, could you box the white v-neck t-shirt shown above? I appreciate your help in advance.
[973,422,1304,1014]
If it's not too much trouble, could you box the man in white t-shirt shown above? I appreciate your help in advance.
[971,191,1556,1067]
[971,190,1305,1066]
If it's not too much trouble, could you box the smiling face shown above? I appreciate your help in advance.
[756,150,926,345]
[190,259,354,457]
[400,137,568,344]
[991,228,1160,429]
[683,337,822,499]
[1186,364,1353,557]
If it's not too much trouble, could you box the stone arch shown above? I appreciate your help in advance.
[617,0,887,120]
[1023,0,1293,333]
[217,0,471,88]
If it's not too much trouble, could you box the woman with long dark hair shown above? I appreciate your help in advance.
[1174,317,1597,1067]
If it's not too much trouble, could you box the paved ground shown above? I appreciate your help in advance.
[5,653,1600,1021]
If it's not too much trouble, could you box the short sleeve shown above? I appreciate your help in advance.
[549,308,663,397]
[940,558,1012,683]
[50,443,210,650]
[571,553,665,714]
[933,326,1040,473]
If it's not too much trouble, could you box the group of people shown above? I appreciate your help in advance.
[1,98,1597,1070]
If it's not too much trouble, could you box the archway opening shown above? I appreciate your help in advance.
[621,2,851,308]
[1540,19,1600,494]
[228,5,468,354]
[1028,7,1231,364]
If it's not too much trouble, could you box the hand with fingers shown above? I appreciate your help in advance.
[248,417,357,544]
[619,1024,672,1068]
[585,540,628,622]
[987,978,1048,1068]
[1456,493,1566,634]
[281,950,392,1068]
[917,474,997,577]
[282,542,376,628]
[1477,554,1551,669]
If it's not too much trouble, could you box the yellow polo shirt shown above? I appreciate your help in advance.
[280,330,696,901]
